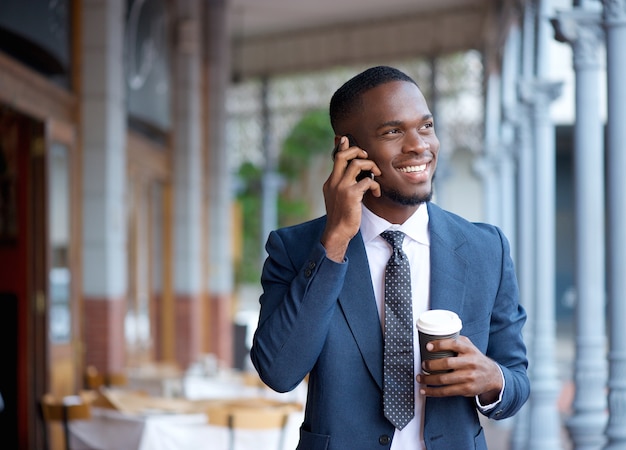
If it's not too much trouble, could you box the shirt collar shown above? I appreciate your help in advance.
[360,203,430,246]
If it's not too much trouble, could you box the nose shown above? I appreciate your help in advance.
[402,129,429,154]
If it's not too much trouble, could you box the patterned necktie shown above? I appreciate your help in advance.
[380,230,415,430]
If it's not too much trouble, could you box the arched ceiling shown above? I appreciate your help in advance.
[228,0,513,79]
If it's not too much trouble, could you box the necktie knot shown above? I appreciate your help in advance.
[381,230,406,264]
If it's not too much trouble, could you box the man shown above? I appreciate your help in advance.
[251,66,529,449]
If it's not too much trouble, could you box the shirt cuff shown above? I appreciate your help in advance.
[475,364,505,412]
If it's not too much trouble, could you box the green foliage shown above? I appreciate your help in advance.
[277,197,309,228]
[235,162,263,284]
[279,109,334,180]
[235,109,333,284]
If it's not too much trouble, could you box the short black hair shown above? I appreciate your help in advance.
[329,66,418,133]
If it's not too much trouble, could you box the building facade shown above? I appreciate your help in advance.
[1,0,625,449]
[0,1,233,447]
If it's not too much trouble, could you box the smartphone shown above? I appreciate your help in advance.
[332,134,374,181]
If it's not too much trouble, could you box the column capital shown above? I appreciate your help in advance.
[518,79,563,108]
[552,10,605,70]
[502,104,520,126]
[473,153,501,179]
[603,0,626,26]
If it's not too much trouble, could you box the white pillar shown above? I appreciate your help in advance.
[511,6,538,448]
[602,1,626,447]
[173,0,203,295]
[524,1,564,448]
[205,0,235,364]
[81,0,128,370]
[82,0,128,300]
[206,0,234,296]
[259,77,280,265]
[499,25,521,259]
[478,71,502,228]
[172,0,204,366]
[553,6,608,449]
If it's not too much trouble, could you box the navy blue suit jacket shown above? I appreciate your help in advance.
[251,203,529,450]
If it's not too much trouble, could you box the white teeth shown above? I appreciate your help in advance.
[399,164,426,173]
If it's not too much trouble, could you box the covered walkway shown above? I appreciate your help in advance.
[0,0,624,448]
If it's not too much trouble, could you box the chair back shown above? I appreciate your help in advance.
[41,394,92,450]
[41,394,92,422]
[106,372,128,387]
[208,405,290,429]
[84,366,105,390]
[207,399,301,450]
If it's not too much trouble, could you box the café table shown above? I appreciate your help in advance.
[68,386,304,450]
[125,363,184,397]
[70,407,302,450]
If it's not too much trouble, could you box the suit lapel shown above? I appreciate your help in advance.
[427,204,468,320]
[333,205,469,394]
[338,232,384,391]
[424,204,469,442]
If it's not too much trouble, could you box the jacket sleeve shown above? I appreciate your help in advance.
[481,227,530,420]
[250,229,348,392]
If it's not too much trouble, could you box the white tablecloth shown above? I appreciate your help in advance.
[186,373,307,402]
[69,407,303,450]
[69,372,307,450]
[183,375,260,400]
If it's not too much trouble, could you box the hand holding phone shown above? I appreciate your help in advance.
[332,134,374,181]
[322,134,381,261]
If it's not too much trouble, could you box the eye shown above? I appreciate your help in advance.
[420,122,435,132]
[383,128,401,135]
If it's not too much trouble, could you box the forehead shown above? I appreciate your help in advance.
[356,81,430,125]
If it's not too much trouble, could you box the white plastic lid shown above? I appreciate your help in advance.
[416,309,463,335]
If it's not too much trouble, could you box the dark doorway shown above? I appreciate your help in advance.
[0,105,48,449]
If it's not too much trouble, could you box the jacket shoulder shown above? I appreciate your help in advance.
[427,202,505,245]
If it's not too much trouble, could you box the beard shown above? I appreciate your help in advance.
[383,187,432,206]
[382,173,435,205]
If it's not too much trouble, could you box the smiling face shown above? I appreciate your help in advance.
[341,80,440,223]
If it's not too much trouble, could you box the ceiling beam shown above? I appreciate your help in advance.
[231,6,490,81]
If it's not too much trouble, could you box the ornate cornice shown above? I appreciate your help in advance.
[552,10,604,70]
[518,79,563,108]
[603,0,626,25]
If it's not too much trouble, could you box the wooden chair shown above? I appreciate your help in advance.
[41,393,92,450]
[241,371,266,389]
[84,365,105,390]
[85,365,128,389]
[106,371,128,387]
[208,399,301,450]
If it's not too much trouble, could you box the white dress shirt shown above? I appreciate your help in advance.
[360,204,505,449]
[360,204,430,450]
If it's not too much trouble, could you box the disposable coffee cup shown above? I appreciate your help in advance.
[417,309,463,373]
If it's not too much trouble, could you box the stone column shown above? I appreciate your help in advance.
[511,5,538,449]
[259,76,280,265]
[499,25,521,258]
[523,1,564,448]
[523,77,564,450]
[477,71,502,228]
[205,0,234,365]
[476,50,517,244]
[81,0,128,373]
[602,1,626,447]
[172,0,203,369]
[553,7,608,449]
[511,101,535,450]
